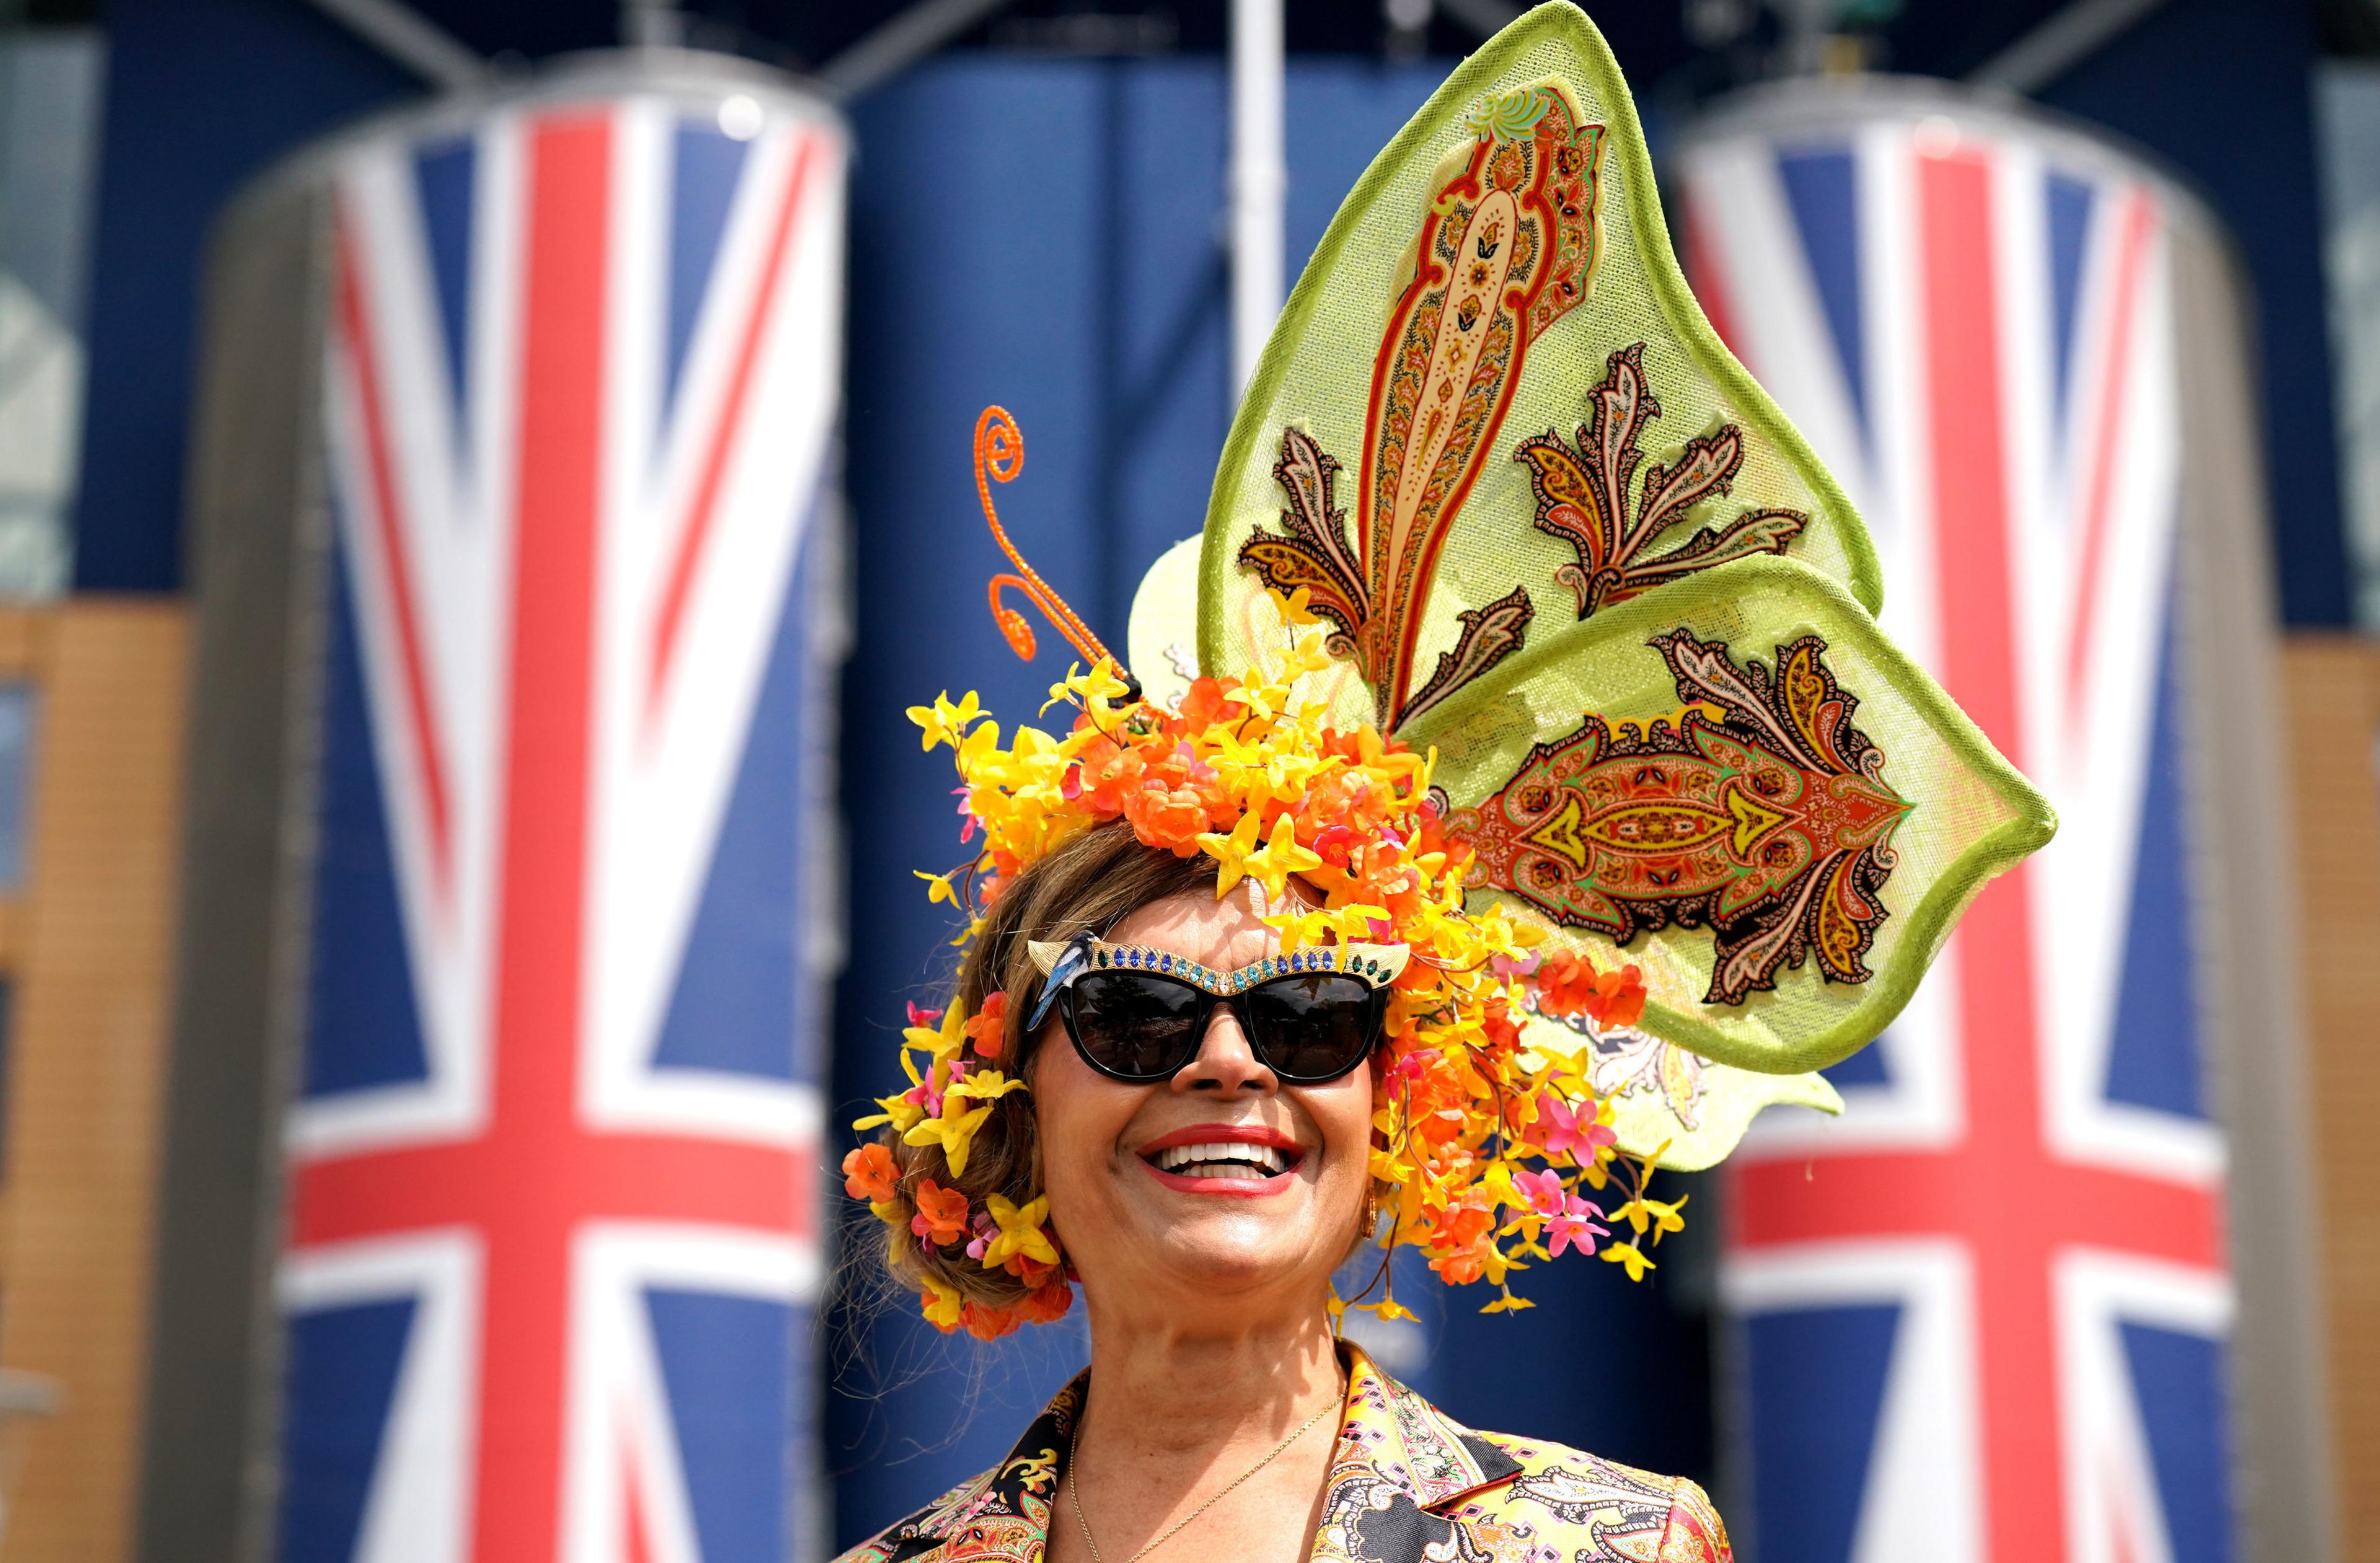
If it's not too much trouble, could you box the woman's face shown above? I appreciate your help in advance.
[1030,879,1375,1318]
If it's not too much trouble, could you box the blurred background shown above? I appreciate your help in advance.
[0,0,2371,1560]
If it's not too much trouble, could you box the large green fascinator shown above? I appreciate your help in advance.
[1129,1,2053,1168]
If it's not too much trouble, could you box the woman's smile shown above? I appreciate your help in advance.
[1135,1122,1307,1194]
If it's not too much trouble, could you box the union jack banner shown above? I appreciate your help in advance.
[276,81,845,1562]
[1677,93,2234,1563]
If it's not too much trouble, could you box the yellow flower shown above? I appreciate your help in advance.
[981,1194,1059,1270]
[902,1094,994,1177]
[1602,1241,1656,1282]
[920,1276,965,1330]
[852,1093,923,1135]
[904,1004,970,1062]
[1246,812,1323,902]
[915,869,961,907]
[906,690,984,751]
[1628,1192,1689,1244]
[1263,907,1336,953]
[1271,585,1321,627]
[1196,809,1266,896]
[948,1068,1030,1104]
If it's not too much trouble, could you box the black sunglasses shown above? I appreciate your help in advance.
[1027,936,1404,1085]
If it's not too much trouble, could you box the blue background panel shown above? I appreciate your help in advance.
[278,1300,417,1563]
[303,537,430,1100]
[648,1291,806,1563]
[2120,1322,2233,1563]
[1741,1304,1901,1563]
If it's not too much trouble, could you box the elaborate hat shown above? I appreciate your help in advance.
[844,1,2052,1337]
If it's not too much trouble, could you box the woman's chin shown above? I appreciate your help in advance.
[1145,1232,1323,1296]
[1118,1185,1344,1292]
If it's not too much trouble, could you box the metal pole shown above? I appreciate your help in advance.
[1968,0,2174,94]
[1229,0,1285,399]
[817,0,1019,104]
[301,0,491,92]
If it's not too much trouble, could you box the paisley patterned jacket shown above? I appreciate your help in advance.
[835,1344,1732,1563]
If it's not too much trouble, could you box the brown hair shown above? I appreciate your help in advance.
[868,819,1215,1311]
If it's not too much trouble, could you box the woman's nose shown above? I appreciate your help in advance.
[1171,1005,1277,1094]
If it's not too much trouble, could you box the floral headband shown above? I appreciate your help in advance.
[840,407,1662,1342]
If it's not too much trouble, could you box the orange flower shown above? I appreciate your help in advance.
[909,1178,969,1246]
[1007,1253,1060,1289]
[1124,783,1209,853]
[1016,1278,1073,1324]
[963,992,1008,1059]
[1588,964,1647,1029]
[1072,736,1142,814]
[841,1143,897,1204]
[1536,951,1647,1030]
[961,1301,1021,1341]
[1179,676,1240,731]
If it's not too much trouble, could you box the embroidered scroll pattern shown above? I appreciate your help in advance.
[1444,632,1911,1005]
[1514,343,1808,619]
[1238,81,1605,729]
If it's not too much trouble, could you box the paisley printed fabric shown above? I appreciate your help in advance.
[833,1345,1730,1563]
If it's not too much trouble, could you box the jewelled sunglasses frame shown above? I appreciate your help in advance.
[1025,936,1411,997]
[1022,934,1411,1083]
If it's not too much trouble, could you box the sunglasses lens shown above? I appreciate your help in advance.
[1064,972,1204,1079]
[1241,974,1381,1081]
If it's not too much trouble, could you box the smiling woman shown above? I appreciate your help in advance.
[840,821,1730,1563]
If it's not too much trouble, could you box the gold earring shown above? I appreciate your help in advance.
[1360,1190,1380,1239]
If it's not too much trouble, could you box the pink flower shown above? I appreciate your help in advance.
[1548,1193,1606,1259]
[964,1210,999,1262]
[1383,1047,1440,1089]
[1534,1091,1616,1163]
[1510,1166,1567,1218]
[907,1002,944,1029]
[1489,951,1541,982]
[953,786,977,843]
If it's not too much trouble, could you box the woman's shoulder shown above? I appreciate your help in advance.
[829,1445,1062,1563]
[1445,1422,1733,1562]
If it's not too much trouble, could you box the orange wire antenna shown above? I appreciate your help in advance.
[975,406,1117,668]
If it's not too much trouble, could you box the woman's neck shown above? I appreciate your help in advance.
[1072,1283,1345,1464]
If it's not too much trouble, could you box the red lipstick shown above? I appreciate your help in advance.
[1136,1122,1305,1197]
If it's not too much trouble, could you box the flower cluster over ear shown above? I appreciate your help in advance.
[848,589,1673,1335]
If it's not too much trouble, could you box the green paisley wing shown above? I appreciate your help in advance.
[1175,1,2051,1081]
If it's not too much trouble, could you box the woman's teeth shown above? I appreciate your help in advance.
[1151,1142,1290,1179]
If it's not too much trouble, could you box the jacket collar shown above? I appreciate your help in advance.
[1333,1341,1523,1510]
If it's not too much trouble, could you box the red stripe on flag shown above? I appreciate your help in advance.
[478,110,613,1563]
[1918,144,2064,1563]
[2062,190,2156,731]
[646,132,821,725]
[334,208,455,905]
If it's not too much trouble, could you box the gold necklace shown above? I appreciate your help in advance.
[1065,1396,1339,1563]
